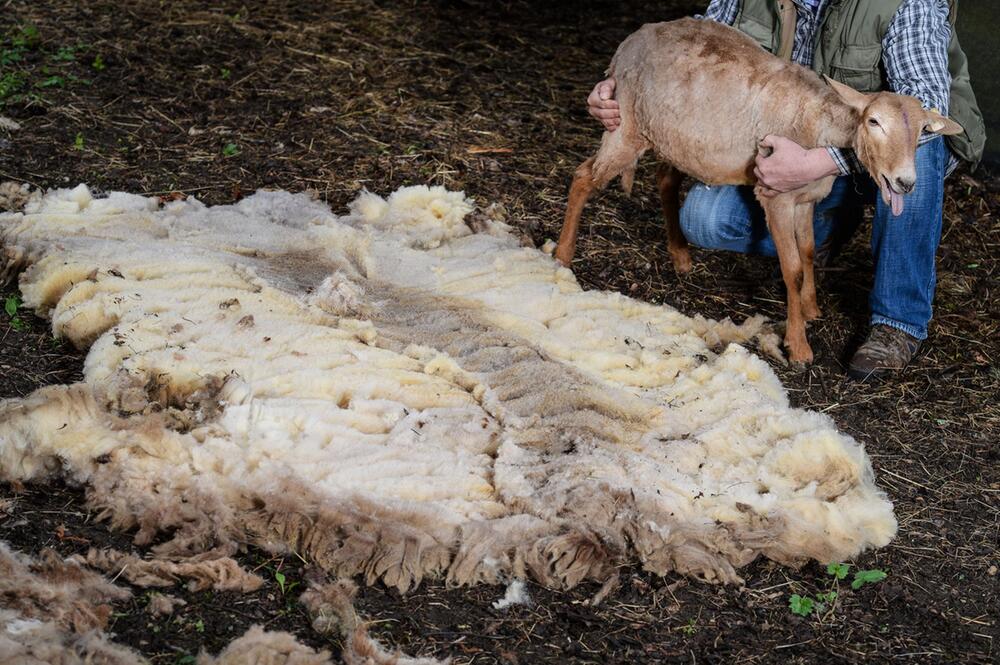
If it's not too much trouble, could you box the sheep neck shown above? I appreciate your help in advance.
[811,93,860,151]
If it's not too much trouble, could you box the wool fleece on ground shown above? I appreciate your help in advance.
[0,183,896,592]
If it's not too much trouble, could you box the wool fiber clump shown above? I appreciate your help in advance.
[0,183,896,594]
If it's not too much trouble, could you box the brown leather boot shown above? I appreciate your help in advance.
[847,325,922,381]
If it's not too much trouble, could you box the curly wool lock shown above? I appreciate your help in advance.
[0,183,896,592]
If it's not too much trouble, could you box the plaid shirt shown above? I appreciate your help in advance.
[702,0,959,174]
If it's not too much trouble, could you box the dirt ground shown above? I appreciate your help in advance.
[1,1,998,663]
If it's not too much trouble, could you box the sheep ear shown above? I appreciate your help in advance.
[823,75,869,111]
[924,109,963,136]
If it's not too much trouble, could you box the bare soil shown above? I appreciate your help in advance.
[1,1,998,663]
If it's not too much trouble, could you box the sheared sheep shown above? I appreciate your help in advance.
[554,18,963,363]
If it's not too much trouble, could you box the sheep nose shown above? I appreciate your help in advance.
[895,177,915,194]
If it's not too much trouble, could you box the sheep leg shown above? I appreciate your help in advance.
[794,201,821,321]
[760,193,812,364]
[555,157,597,266]
[556,131,648,267]
[656,163,691,274]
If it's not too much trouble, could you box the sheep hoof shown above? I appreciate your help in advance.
[786,348,814,366]
[670,249,693,274]
[554,247,574,268]
[784,334,814,365]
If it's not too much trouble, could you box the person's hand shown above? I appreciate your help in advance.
[754,135,840,196]
[588,78,620,131]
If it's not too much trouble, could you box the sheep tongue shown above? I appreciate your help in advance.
[890,189,904,217]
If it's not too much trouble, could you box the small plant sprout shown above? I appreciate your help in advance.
[220,67,231,80]
[4,295,18,318]
[0,72,25,101]
[37,75,65,88]
[15,25,40,49]
[789,594,814,617]
[273,569,298,596]
[816,590,838,604]
[91,54,105,71]
[222,142,240,157]
[73,133,84,150]
[4,295,24,331]
[851,569,887,590]
[787,563,887,618]
[826,562,850,580]
[53,45,76,62]
[1,25,39,73]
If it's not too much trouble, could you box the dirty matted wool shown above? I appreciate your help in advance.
[0,183,896,593]
[71,547,264,592]
[195,626,333,665]
[300,576,449,665]
[0,541,145,665]
[0,541,401,664]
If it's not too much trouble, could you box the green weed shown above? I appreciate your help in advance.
[222,142,240,157]
[788,563,887,618]
[826,562,850,580]
[1,28,98,108]
[1,25,39,66]
[1,48,23,66]
[37,74,65,88]
[851,569,887,589]
[788,594,814,617]
[273,569,299,596]
[52,45,76,62]
[13,25,40,48]
[0,72,25,101]
[4,295,24,331]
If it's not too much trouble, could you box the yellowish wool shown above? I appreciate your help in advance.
[0,183,896,589]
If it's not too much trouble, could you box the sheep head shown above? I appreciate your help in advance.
[825,76,962,216]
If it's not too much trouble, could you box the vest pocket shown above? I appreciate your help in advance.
[735,15,775,53]
[944,91,982,164]
[826,44,883,93]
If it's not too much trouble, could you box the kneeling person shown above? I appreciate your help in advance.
[586,0,984,380]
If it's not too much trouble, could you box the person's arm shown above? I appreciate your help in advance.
[589,1,739,131]
[824,147,862,176]
[883,0,952,119]
[754,135,841,197]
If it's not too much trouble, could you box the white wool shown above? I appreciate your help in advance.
[492,580,530,610]
[0,184,896,590]
[348,185,474,248]
[3,618,44,635]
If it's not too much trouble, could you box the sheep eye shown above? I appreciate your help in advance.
[868,117,880,127]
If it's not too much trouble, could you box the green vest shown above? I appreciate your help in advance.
[732,0,986,167]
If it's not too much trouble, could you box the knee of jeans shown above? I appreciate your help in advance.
[915,136,948,181]
[679,187,751,249]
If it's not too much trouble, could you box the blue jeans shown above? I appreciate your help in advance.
[678,137,949,340]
